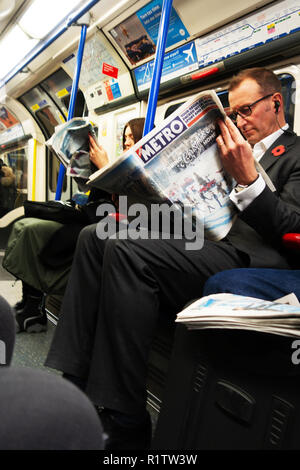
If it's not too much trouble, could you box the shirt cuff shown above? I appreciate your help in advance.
[230,174,266,211]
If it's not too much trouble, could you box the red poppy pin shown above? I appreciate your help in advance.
[271,145,286,157]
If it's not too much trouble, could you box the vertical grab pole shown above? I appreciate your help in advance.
[55,23,88,200]
[32,139,37,201]
[143,0,173,136]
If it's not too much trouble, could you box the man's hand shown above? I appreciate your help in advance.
[89,134,109,170]
[216,117,258,185]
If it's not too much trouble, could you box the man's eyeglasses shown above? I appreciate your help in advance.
[229,93,273,122]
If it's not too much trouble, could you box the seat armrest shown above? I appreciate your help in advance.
[282,233,300,251]
[0,206,25,228]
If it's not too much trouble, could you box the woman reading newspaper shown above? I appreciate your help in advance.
[3,118,145,333]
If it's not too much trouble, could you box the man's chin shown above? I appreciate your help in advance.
[243,130,258,146]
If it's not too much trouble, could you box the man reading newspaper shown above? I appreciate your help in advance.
[45,68,300,450]
[87,88,235,243]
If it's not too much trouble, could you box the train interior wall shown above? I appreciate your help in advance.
[0,0,300,448]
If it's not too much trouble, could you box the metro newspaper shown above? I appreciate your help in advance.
[176,293,300,338]
[88,90,237,241]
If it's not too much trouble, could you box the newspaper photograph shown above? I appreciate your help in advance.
[88,90,236,241]
[46,117,96,179]
[176,293,300,338]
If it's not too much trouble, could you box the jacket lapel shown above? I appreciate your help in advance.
[259,131,297,172]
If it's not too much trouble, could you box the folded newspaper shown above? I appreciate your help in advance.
[88,90,237,241]
[46,117,96,179]
[176,293,300,338]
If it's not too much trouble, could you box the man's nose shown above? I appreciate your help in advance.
[236,114,247,127]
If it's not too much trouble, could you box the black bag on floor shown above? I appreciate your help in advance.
[153,325,300,450]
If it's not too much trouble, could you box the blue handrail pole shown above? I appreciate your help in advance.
[67,25,88,121]
[143,0,173,136]
[55,23,88,200]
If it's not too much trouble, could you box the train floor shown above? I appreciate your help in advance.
[0,252,57,373]
[0,248,160,443]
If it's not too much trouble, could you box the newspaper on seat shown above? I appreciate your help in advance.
[176,293,300,337]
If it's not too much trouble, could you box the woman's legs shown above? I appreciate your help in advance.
[3,218,64,332]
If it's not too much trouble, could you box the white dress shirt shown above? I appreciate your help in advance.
[230,126,288,211]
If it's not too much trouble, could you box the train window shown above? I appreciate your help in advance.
[61,90,88,118]
[35,106,60,135]
[40,68,72,119]
[280,73,295,130]
[0,146,28,215]
[19,87,68,196]
[41,68,88,118]
[34,104,68,195]
[0,106,27,214]
[22,69,88,198]
[164,102,185,119]
[4,148,28,191]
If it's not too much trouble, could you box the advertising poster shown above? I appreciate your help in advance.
[0,106,19,128]
[109,0,189,65]
[134,41,198,91]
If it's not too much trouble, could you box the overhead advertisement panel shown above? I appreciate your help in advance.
[135,0,189,50]
[195,0,300,68]
[108,0,189,67]
[134,0,300,93]
[134,41,198,91]
[0,106,24,146]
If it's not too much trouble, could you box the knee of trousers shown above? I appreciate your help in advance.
[76,224,111,261]
[77,224,98,246]
[102,238,136,268]
[203,270,238,295]
[204,268,253,296]
[104,237,127,254]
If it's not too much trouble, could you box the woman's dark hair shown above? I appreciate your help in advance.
[122,117,145,149]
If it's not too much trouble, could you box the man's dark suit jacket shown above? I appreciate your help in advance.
[227,130,300,268]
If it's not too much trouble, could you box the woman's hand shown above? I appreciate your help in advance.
[89,134,109,170]
[216,117,258,185]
